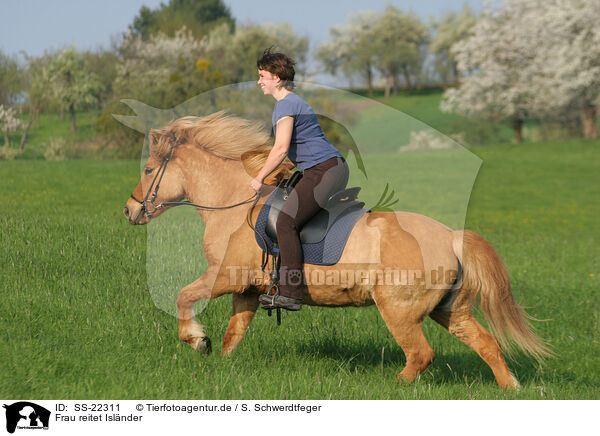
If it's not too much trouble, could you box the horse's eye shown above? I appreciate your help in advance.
[145,168,154,176]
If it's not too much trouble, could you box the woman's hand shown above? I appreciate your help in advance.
[250,177,264,193]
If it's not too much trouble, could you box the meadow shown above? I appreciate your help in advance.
[1,138,598,399]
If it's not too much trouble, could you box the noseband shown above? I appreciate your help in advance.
[130,141,259,218]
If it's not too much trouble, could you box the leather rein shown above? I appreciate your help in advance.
[129,142,260,218]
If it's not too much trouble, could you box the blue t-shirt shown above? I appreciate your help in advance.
[272,93,342,171]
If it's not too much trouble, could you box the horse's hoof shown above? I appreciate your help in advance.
[192,336,212,354]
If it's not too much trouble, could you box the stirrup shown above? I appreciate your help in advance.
[260,244,284,325]
[260,293,302,311]
[260,293,282,325]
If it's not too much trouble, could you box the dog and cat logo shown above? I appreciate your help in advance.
[3,402,50,433]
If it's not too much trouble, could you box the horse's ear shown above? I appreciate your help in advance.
[148,129,159,145]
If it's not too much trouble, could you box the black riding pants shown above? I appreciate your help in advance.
[275,156,349,299]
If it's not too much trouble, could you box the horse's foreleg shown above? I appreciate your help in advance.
[373,285,436,383]
[176,267,232,354]
[222,291,260,356]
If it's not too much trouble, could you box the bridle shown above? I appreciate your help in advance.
[129,141,259,218]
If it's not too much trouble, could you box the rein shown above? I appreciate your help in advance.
[130,142,260,218]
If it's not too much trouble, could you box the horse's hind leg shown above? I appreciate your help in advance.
[222,291,259,356]
[373,286,436,383]
[430,309,519,389]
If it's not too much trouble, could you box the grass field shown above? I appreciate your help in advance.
[1,139,598,399]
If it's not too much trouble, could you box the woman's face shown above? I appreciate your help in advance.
[257,69,280,95]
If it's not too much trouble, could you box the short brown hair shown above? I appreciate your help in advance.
[257,48,296,90]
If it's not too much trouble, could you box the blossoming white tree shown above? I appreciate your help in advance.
[115,27,206,108]
[0,104,23,147]
[441,0,600,142]
[441,0,548,143]
[534,0,600,138]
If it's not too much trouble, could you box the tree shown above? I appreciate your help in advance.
[0,50,24,106]
[316,12,378,96]
[534,0,600,139]
[82,50,119,107]
[19,54,50,149]
[0,105,23,147]
[100,26,212,152]
[205,22,309,84]
[129,0,234,40]
[442,0,600,142]
[429,5,477,83]
[317,8,428,96]
[371,6,429,96]
[113,27,208,109]
[440,0,548,143]
[47,47,101,132]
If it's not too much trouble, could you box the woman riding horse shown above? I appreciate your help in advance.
[251,49,349,311]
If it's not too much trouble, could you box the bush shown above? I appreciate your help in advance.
[399,130,462,152]
[44,137,74,161]
[0,145,20,160]
[525,121,580,143]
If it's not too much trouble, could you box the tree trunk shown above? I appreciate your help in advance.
[402,66,412,89]
[69,104,76,132]
[392,74,399,96]
[61,107,65,121]
[384,77,391,98]
[4,132,9,147]
[451,61,459,82]
[581,103,598,139]
[511,118,523,143]
[366,65,373,98]
[20,106,35,151]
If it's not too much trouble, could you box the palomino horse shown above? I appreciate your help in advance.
[123,111,550,389]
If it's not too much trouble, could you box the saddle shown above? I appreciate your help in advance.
[264,171,366,245]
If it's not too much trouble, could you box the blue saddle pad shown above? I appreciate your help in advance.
[254,190,369,266]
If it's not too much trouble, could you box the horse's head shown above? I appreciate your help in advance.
[122,111,295,225]
[123,127,186,225]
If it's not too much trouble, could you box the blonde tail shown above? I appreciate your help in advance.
[453,230,553,363]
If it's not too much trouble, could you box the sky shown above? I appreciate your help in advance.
[0,0,482,58]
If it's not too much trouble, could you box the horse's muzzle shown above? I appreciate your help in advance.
[123,201,149,225]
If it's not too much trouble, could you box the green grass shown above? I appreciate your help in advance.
[1,139,599,399]
[345,89,510,148]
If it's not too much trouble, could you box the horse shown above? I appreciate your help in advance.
[122,111,551,389]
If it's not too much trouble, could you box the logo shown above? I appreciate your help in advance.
[3,402,50,434]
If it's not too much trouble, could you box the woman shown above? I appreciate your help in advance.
[251,48,349,311]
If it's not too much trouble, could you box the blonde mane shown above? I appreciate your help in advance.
[149,111,293,185]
